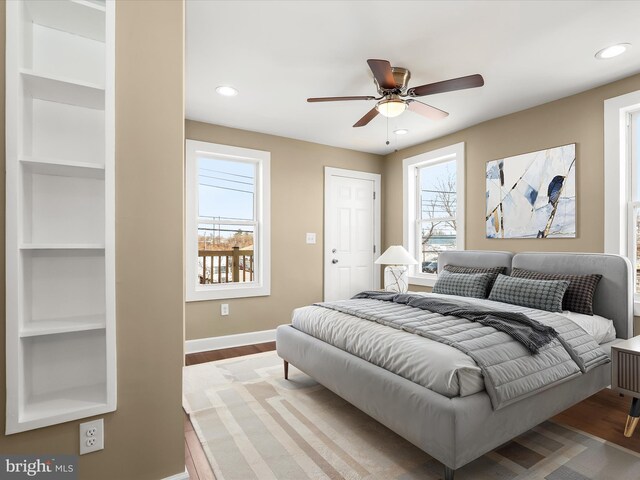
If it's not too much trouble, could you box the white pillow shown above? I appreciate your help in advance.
[562,311,616,344]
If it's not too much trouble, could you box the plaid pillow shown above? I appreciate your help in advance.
[433,270,494,299]
[488,274,569,313]
[510,268,602,315]
[443,265,506,275]
[443,265,506,294]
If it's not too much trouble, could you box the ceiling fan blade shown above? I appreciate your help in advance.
[408,74,484,97]
[353,107,379,127]
[367,59,396,90]
[307,95,376,102]
[407,100,449,120]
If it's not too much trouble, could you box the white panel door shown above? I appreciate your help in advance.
[325,170,378,301]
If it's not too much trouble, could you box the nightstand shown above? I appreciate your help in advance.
[611,336,640,437]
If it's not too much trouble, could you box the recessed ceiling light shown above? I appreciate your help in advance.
[394,129,409,135]
[595,43,631,59]
[216,85,238,97]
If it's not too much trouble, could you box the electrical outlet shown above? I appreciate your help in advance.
[221,304,229,316]
[306,232,316,244]
[80,419,104,455]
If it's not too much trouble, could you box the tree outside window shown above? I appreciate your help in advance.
[418,161,457,273]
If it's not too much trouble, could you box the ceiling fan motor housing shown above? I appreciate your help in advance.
[374,67,411,95]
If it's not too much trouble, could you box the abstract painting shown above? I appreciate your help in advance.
[486,144,576,238]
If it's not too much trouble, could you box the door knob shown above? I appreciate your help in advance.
[332,259,339,264]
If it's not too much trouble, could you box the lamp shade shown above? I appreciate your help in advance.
[375,245,418,265]
[375,98,407,118]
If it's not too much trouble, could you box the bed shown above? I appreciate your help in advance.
[276,251,633,479]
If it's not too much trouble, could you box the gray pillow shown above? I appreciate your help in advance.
[488,274,570,312]
[432,270,495,299]
[443,264,506,294]
[443,265,506,276]
[510,268,602,315]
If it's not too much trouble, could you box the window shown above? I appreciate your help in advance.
[604,90,640,313]
[186,139,270,301]
[403,142,465,286]
[630,111,640,295]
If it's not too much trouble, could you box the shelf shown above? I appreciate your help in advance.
[21,330,107,424]
[24,0,106,42]
[21,156,105,179]
[22,69,104,110]
[22,170,105,244]
[22,250,106,323]
[26,97,105,163]
[20,243,105,250]
[21,316,105,338]
[21,385,108,424]
[13,317,110,432]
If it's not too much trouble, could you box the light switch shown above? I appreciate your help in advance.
[306,233,316,244]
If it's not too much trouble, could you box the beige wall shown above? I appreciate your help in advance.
[383,72,640,331]
[0,2,186,479]
[186,120,383,340]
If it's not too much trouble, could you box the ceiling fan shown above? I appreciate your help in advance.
[307,59,484,128]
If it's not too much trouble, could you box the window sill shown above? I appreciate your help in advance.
[186,283,270,302]
[408,275,437,287]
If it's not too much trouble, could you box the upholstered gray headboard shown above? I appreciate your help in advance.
[512,252,633,340]
[438,250,514,275]
[436,250,633,340]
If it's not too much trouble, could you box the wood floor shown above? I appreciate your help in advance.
[184,341,640,479]
[552,388,640,453]
[185,341,276,366]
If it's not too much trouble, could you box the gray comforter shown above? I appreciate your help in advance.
[354,291,559,353]
[311,293,610,410]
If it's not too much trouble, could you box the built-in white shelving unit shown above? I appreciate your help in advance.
[6,0,115,434]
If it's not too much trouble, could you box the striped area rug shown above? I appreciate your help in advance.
[183,351,640,480]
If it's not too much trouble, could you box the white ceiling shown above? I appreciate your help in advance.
[186,0,640,155]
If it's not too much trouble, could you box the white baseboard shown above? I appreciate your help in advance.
[185,329,276,354]
[161,469,189,480]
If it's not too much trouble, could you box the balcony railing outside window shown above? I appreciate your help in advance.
[198,247,254,284]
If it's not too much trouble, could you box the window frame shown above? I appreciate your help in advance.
[185,139,271,301]
[403,142,465,287]
[629,112,640,297]
[604,90,640,314]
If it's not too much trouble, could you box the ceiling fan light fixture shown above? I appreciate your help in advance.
[595,43,631,59]
[216,85,239,97]
[394,129,409,135]
[376,97,407,118]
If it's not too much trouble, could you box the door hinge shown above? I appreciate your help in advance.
[373,191,376,200]
[373,245,376,254]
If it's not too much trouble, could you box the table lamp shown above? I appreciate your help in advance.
[375,245,418,293]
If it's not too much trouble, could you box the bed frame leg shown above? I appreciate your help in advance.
[283,360,289,380]
[444,465,454,480]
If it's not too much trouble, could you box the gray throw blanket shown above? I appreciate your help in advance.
[353,291,557,354]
